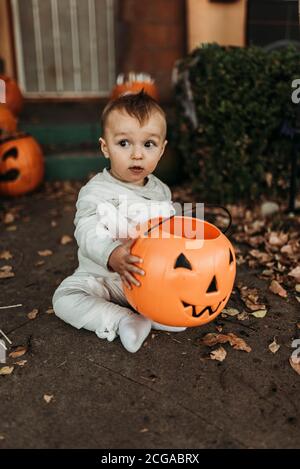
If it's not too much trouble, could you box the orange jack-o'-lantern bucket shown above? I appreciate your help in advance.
[0,132,44,197]
[123,208,236,327]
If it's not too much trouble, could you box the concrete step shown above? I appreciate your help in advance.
[45,151,107,181]
[19,122,101,146]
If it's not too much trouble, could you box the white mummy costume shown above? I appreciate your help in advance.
[52,168,184,351]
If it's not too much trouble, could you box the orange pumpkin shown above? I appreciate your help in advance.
[123,216,236,327]
[111,82,159,100]
[0,104,17,137]
[111,73,159,100]
[0,133,44,197]
[0,75,24,116]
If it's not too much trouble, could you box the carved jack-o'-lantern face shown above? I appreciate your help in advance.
[124,217,236,327]
[0,134,44,197]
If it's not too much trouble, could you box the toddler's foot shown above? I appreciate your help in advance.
[151,320,186,332]
[118,314,151,353]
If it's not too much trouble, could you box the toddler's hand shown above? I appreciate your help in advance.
[108,238,144,289]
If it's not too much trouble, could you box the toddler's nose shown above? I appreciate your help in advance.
[131,147,143,160]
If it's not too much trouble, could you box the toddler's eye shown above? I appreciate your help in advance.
[118,140,129,147]
[144,140,156,148]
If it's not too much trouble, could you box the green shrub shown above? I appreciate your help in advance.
[173,43,300,203]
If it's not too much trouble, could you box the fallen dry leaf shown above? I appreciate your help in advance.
[261,269,273,278]
[269,338,280,354]
[14,360,27,367]
[265,173,273,188]
[38,250,53,257]
[289,356,300,375]
[249,249,272,263]
[6,225,17,232]
[247,235,265,248]
[280,244,294,256]
[201,332,251,352]
[46,308,54,315]
[35,260,45,267]
[268,232,288,248]
[9,346,27,359]
[0,265,12,272]
[296,284,300,293]
[251,309,267,318]
[0,435,4,440]
[51,220,57,228]
[236,255,246,265]
[210,346,227,362]
[140,428,149,433]
[0,366,14,376]
[0,271,15,279]
[245,301,266,312]
[3,213,14,224]
[237,311,249,321]
[27,309,39,320]
[0,265,15,279]
[237,284,267,311]
[60,235,73,245]
[43,394,54,403]
[0,251,13,260]
[222,307,240,317]
[296,297,300,303]
[289,266,300,283]
[245,219,265,235]
[269,280,288,298]
[261,201,279,217]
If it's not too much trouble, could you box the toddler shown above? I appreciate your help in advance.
[52,90,185,353]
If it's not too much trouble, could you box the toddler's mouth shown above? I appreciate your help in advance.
[129,166,144,173]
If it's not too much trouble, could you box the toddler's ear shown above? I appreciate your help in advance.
[99,137,109,159]
[160,139,168,158]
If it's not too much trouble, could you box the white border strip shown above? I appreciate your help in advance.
[106,0,116,89]
[32,0,46,92]
[70,0,82,92]
[10,0,26,91]
[51,0,64,91]
[88,0,99,91]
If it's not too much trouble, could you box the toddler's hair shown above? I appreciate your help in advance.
[101,89,166,134]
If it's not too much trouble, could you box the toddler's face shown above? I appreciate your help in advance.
[99,109,167,186]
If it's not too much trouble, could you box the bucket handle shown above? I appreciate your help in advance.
[144,204,232,236]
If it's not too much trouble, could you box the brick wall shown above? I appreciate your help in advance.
[116,0,187,102]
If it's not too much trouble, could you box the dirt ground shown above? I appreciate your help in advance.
[0,181,299,449]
